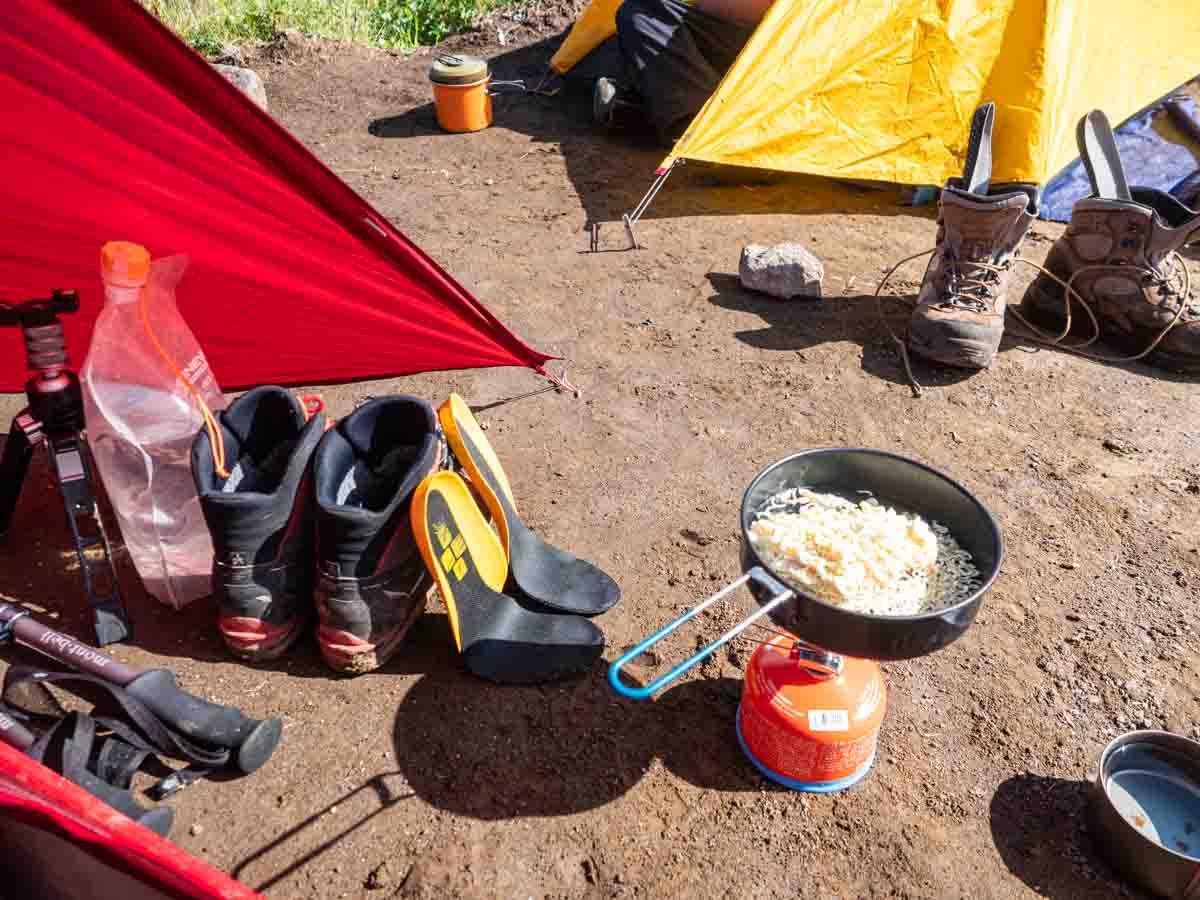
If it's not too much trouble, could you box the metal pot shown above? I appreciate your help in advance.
[610,448,1002,699]
[1090,730,1200,899]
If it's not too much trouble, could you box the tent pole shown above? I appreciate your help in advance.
[622,162,678,250]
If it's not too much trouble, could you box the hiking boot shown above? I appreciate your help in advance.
[909,103,1039,368]
[1021,111,1200,373]
[313,396,443,674]
[192,386,326,661]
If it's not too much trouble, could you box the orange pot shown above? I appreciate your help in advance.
[429,55,492,133]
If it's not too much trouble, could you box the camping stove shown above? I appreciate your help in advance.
[737,634,885,792]
[610,448,1002,794]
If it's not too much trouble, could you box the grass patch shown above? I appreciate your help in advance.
[144,0,503,54]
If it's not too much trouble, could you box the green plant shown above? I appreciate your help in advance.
[143,0,500,52]
[368,0,483,48]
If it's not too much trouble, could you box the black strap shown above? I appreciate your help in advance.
[21,708,175,837]
[3,667,230,771]
[96,733,151,789]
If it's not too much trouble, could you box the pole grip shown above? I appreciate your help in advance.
[123,669,281,774]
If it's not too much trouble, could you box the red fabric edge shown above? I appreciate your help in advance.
[0,742,260,900]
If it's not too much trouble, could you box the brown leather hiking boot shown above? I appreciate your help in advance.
[909,186,1039,367]
[908,103,1038,369]
[1020,115,1200,373]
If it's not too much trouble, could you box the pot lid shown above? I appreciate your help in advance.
[429,54,489,85]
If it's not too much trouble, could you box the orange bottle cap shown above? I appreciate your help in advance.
[101,241,150,286]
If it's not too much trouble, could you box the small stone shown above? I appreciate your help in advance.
[1102,438,1136,457]
[212,65,268,112]
[364,861,392,890]
[189,824,203,837]
[739,243,824,299]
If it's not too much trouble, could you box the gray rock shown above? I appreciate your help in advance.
[213,64,268,112]
[739,243,824,299]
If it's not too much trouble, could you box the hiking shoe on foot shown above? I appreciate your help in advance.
[313,396,443,674]
[1020,110,1200,373]
[592,76,646,131]
[909,103,1039,369]
[192,386,326,661]
[593,77,619,126]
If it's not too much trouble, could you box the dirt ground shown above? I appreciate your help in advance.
[2,21,1199,900]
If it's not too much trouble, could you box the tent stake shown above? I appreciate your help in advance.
[622,162,678,250]
[537,360,580,398]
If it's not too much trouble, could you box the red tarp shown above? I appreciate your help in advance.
[0,740,261,899]
[0,0,553,393]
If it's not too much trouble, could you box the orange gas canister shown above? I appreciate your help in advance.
[737,634,886,792]
[429,55,491,133]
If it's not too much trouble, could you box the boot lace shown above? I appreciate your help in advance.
[941,255,1010,313]
[876,248,1194,397]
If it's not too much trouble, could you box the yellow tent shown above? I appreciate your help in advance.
[551,0,1200,186]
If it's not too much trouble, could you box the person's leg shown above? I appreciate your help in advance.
[615,0,754,144]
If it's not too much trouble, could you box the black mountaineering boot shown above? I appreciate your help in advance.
[313,396,442,674]
[192,386,325,661]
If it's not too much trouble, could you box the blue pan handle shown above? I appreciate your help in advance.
[609,566,795,700]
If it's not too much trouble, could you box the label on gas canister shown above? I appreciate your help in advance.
[807,709,850,732]
[739,702,876,784]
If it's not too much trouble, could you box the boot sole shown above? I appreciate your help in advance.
[317,592,427,675]
[219,615,308,662]
[906,329,998,369]
[1020,281,1200,375]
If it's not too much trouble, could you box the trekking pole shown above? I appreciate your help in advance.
[0,704,36,751]
[0,602,281,774]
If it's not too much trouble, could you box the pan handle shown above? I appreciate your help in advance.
[608,566,794,700]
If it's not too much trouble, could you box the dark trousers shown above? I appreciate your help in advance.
[615,0,755,144]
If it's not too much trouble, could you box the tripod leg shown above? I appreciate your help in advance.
[0,411,39,541]
[48,436,132,646]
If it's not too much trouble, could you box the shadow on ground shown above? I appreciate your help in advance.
[704,273,981,390]
[706,272,1200,389]
[367,33,924,239]
[232,771,416,893]
[392,635,779,819]
[990,774,1142,899]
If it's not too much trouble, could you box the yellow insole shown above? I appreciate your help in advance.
[438,393,517,549]
[411,470,508,652]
